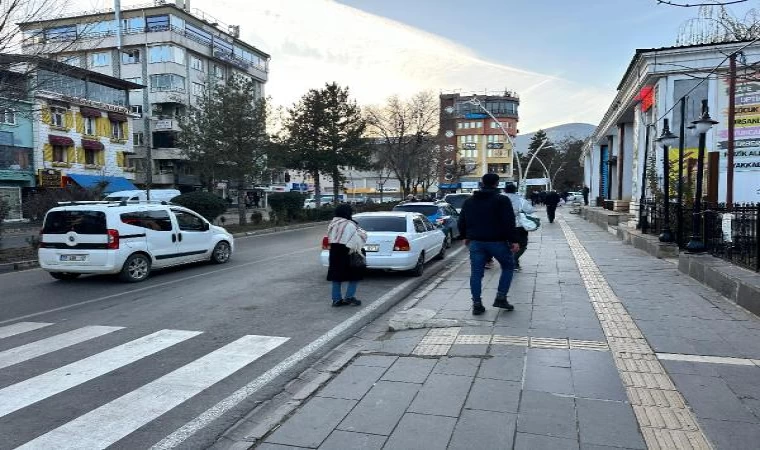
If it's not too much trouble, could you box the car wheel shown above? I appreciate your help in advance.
[411,252,425,277]
[119,253,151,283]
[444,231,453,248]
[211,241,232,264]
[435,243,446,260]
[50,272,81,281]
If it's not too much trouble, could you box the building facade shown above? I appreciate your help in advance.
[19,0,269,191]
[439,91,519,191]
[583,40,760,220]
[0,55,140,220]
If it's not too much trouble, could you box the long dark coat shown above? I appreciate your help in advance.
[326,244,364,282]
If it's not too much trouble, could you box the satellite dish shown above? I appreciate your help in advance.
[445,130,454,138]
[444,173,454,181]
[444,106,454,114]
[443,159,455,167]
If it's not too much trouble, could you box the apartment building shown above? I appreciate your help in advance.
[18,0,269,191]
[439,91,520,191]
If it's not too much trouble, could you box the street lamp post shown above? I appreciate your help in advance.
[686,99,718,253]
[656,118,678,243]
[465,98,523,183]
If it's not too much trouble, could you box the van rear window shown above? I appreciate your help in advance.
[42,211,107,234]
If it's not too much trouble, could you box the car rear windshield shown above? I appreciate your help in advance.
[42,210,107,234]
[444,195,470,209]
[355,216,407,232]
[393,205,438,216]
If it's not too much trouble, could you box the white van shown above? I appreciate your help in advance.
[38,202,234,282]
[105,189,180,203]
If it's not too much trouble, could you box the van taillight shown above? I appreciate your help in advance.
[322,236,329,250]
[107,229,120,249]
[38,229,49,248]
[393,236,411,251]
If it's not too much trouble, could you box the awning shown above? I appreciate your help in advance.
[108,112,128,122]
[79,107,102,118]
[49,135,74,146]
[68,174,137,194]
[81,139,104,151]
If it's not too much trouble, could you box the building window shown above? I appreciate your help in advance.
[1,109,15,125]
[149,45,185,64]
[124,76,142,86]
[192,82,205,97]
[475,121,482,128]
[121,49,140,64]
[190,56,203,71]
[52,145,67,162]
[51,107,66,127]
[133,131,144,146]
[90,52,111,67]
[111,121,124,140]
[213,65,224,79]
[84,117,96,135]
[150,74,186,92]
[457,122,463,129]
[487,163,509,173]
[130,105,143,117]
[0,131,13,145]
[146,15,170,32]
[44,25,77,41]
[60,55,82,67]
[486,135,503,143]
[461,149,477,159]
[84,148,96,165]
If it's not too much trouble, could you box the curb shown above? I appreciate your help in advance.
[209,248,467,450]
[231,221,329,239]
[0,259,39,274]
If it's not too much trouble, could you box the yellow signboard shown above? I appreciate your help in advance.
[38,169,62,188]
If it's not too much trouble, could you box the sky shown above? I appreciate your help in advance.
[71,0,758,133]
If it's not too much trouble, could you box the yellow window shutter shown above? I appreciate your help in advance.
[97,150,105,166]
[75,146,83,164]
[66,146,75,163]
[117,151,124,167]
[75,114,84,134]
[41,108,51,125]
[64,111,73,129]
[43,143,53,162]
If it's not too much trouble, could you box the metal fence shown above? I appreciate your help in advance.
[641,200,759,272]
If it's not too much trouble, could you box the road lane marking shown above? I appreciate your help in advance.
[0,322,52,339]
[0,329,201,418]
[0,326,123,370]
[19,335,289,450]
[0,247,320,326]
[151,245,467,449]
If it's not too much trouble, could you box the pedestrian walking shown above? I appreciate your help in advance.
[582,185,590,206]
[545,190,561,223]
[504,183,533,271]
[326,204,366,307]
[458,173,519,315]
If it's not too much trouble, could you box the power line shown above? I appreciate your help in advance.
[657,0,748,7]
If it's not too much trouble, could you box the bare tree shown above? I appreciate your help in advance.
[366,91,440,197]
[676,3,760,45]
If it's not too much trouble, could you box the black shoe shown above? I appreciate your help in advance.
[345,297,362,306]
[514,261,521,271]
[332,299,346,307]
[472,302,485,315]
[493,297,515,311]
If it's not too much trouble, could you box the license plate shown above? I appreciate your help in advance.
[364,244,380,252]
[60,255,87,262]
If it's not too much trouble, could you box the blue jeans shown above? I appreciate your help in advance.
[469,241,515,302]
[332,281,358,301]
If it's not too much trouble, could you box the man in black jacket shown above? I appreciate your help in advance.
[458,173,519,315]
[545,190,561,223]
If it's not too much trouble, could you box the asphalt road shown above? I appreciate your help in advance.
[0,225,459,449]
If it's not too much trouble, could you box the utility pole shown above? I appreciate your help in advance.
[727,52,737,209]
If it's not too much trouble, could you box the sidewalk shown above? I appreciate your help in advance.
[250,208,760,450]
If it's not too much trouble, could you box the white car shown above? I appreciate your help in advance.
[320,212,446,276]
[38,202,234,282]
[443,193,472,214]
[566,191,583,203]
[304,198,333,209]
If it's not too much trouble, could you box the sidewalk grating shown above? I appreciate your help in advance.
[559,220,714,450]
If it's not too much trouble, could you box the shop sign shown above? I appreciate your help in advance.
[154,119,174,130]
[36,90,128,114]
[487,142,504,149]
[38,169,62,188]
[461,143,477,150]
[461,181,479,189]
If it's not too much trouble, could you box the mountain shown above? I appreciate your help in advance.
[513,123,596,154]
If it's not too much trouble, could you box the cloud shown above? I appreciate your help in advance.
[108,0,613,131]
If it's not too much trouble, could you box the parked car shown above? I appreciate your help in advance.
[443,193,472,214]
[38,202,234,282]
[104,189,180,203]
[392,202,460,248]
[320,211,445,276]
[566,191,584,203]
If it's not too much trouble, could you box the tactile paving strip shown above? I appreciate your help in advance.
[559,220,712,450]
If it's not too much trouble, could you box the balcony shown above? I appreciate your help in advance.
[151,172,175,185]
[0,146,34,182]
[151,118,181,133]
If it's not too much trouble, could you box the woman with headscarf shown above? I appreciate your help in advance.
[326,204,367,307]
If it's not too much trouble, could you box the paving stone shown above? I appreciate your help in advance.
[527,348,571,367]
[514,432,579,450]
[265,397,357,448]
[448,409,516,450]
[317,364,387,400]
[670,373,759,423]
[380,357,436,384]
[383,413,457,450]
[255,443,309,450]
[570,350,627,401]
[337,381,419,436]
[432,357,481,377]
[565,327,606,342]
[516,390,577,439]
[699,418,760,450]
[378,337,421,354]
[659,359,720,377]
[524,364,574,395]
[464,377,521,413]
[351,355,398,368]
[318,430,386,450]
[448,344,489,356]
[576,398,646,449]
[408,373,473,417]
[478,355,524,381]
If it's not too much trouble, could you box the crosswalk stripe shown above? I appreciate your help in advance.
[0,329,201,418]
[0,322,52,340]
[0,326,124,370]
[19,334,289,450]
